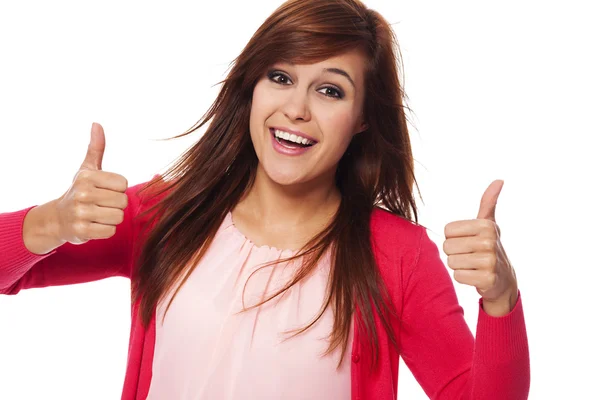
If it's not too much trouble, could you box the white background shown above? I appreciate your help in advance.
[1,0,598,398]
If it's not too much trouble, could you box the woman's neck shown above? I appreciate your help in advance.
[231,166,341,250]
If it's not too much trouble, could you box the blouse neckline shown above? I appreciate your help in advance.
[225,211,298,257]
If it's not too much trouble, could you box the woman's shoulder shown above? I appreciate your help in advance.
[370,206,424,241]
[369,206,426,269]
[369,207,427,300]
[123,173,174,229]
[126,174,171,207]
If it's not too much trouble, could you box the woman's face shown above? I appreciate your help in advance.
[249,49,368,188]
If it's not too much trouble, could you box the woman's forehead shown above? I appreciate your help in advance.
[271,50,367,79]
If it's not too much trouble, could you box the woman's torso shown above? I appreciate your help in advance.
[146,211,352,399]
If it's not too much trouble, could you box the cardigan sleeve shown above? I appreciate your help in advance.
[0,180,147,295]
[398,226,530,400]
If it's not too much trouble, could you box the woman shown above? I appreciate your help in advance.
[0,0,529,399]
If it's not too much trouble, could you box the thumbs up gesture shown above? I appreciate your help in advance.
[54,123,129,245]
[443,180,519,316]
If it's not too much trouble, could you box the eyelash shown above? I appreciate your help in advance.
[266,70,345,99]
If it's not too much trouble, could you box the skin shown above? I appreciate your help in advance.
[232,49,368,251]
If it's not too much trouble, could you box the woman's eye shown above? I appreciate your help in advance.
[268,71,291,85]
[267,70,344,99]
[317,86,343,99]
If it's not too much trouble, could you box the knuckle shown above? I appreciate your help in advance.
[442,240,450,255]
[490,229,499,240]
[453,269,462,281]
[74,190,90,203]
[485,220,499,235]
[73,221,88,238]
[121,194,129,209]
[481,238,496,252]
[486,253,497,267]
[444,223,452,237]
[116,209,125,224]
[77,169,92,181]
[73,204,86,220]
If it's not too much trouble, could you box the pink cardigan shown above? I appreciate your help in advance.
[0,178,530,399]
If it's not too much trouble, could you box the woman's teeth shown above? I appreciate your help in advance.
[273,129,315,147]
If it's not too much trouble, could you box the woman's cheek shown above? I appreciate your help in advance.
[331,111,359,144]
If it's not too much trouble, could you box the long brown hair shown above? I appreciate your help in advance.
[131,0,422,371]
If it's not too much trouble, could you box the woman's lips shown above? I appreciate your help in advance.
[270,128,315,156]
[269,126,318,144]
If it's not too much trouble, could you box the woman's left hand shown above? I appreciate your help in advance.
[443,180,519,315]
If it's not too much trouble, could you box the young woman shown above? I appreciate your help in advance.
[0,0,529,399]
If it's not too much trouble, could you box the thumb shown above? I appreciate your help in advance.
[80,122,106,171]
[476,179,504,222]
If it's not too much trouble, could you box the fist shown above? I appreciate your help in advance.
[55,122,129,244]
[443,180,518,303]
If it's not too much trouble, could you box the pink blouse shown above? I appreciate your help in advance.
[146,211,352,399]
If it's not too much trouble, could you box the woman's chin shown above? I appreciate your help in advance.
[269,174,305,187]
[263,167,308,187]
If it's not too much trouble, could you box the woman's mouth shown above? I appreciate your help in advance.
[269,128,316,156]
[271,128,315,148]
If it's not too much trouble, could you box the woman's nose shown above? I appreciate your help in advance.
[282,90,312,122]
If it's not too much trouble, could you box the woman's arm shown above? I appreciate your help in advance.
[0,181,146,295]
[22,198,66,256]
[399,226,530,399]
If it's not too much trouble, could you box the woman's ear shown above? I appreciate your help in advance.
[354,120,369,135]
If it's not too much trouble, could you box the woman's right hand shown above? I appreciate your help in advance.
[54,122,129,245]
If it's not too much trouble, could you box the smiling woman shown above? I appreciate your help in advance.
[250,50,368,186]
[0,0,530,399]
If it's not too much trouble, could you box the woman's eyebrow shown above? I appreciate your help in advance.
[323,68,356,89]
